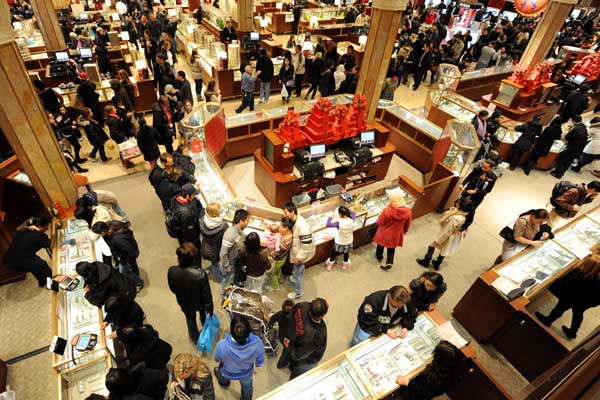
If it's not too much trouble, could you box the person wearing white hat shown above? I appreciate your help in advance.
[373,190,412,270]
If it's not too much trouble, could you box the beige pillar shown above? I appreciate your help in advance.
[519,0,577,72]
[52,0,70,9]
[237,0,254,33]
[356,0,406,123]
[31,0,67,51]
[0,1,78,209]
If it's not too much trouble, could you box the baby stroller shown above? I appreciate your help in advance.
[222,286,279,355]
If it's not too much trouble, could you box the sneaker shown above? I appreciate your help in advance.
[287,292,303,299]
[342,261,350,270]
[326,259,334,271]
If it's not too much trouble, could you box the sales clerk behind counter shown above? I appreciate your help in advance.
[350,285,418,346]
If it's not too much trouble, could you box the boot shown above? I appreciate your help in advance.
[326,259,334,271]
[562,325,577,339]
[417,247,435,268]
[535,311,552,327]
[342,260,350,270]
[432,256,445,271]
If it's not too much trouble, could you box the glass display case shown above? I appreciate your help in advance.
[553,216,600,257]
[436,93,484,123]
[300,8,342,23]
[495,124,565,153]
[202,3,231,29]
[461,64,513,82]
[428,63,461,108]
[384,105,443,140]
[60,356,111,400]
[442,119,480,175]
[495,80,521,108]
[495,241,578,297]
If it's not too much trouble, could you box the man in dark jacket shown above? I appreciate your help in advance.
[148,152,174,198]
[351,285,417,346]
[148,12,163,41]
[552,115,589,179]
[117,324,173,370]
[170,183,204,249]
[167,243,213,342]
[172,143,195,176]
[76,261,137,308]
[550,181,600,221]
[153,53,172,95]
[152,95,175,153]
[256,49,274,103]
[105,362,168,400]
[283,298,328,379]
[412,41,433,90]
[176,71,194,105]
[561,85,590,122]
[77,73,104,125]
[508,115,543,171]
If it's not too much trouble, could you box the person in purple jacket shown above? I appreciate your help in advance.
[214,316,265,400]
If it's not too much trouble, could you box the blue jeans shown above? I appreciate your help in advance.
[350,323,371,346]
[290,361,316,380]
[293,263,304,296]
[221,264,234,297]
[260,81,271,101]
[216,367,253,400]
[113,204,128,223]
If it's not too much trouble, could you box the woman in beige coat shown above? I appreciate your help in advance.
[416,197,473,270]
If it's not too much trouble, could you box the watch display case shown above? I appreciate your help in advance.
[553,216,600,256]
[495,125,565,153]
[460,65,513,82]
[202,4,231,29]
[301,8,341,23]
[436,93,484,123]
[442,119,480,176]
[495,241,578,297]
[60,356,111,400]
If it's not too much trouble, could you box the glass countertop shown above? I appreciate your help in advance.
[385,105,443,139]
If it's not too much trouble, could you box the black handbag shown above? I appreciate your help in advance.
[499,226,515,242]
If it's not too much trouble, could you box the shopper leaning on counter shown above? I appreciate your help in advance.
[282,202,315,300]
[104,362,169,400]
[409,272,447,312]
[351,286,418,346]
[75,261,137,308]
[496,208,551,264]
[171,353,216,400]
[373,190,412,271]
[116,324,173,370]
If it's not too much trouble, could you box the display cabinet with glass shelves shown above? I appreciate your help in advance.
[427,93,485,127]
[441,119,480,176]
[456,64,513,101]
[426,63,461,112]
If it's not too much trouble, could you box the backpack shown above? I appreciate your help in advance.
[550,181,577,208]
[165,206,179,238]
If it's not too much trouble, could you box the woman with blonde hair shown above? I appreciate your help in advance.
[536,253,600,339]
[171,353,215,399]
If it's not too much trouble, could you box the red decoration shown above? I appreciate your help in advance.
[278,110,307,149]
[570,51,600,79]
[509,61,554,93]
[514,0,548,16]
[303,98,334,145]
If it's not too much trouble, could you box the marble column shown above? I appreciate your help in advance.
[237,0,254,33]
[356,0,407,123]
[31,0,66,51]
[519,0,578,72]
[0,1,78,209]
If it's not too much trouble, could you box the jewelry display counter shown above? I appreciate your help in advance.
[494,118,564,171]
[258,310,509,400]
[427,93,485,128]
[453,206,600,381]
[456,65,513,101]
[51,219,115,399]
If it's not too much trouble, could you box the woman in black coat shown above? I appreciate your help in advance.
[105,362,169,400]
[152,96,175,154]
[536,253,600,339]
[106,105,127,144]
[306,54,325,100]
[136,117,161,168]
[524,116,563,175]
[78,107,110,162]
[103,296,145,330]
[409,272,447,312]
[507,116,543,171]
[319,61,335,97]
[76,261,137,308]
[117,324,173,370]
[278,57,294,103]
[3,217,52,287]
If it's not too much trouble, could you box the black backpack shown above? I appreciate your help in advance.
[165,207,178,239]
[550,181,577,208]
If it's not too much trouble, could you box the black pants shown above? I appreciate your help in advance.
[547,300,588,333]
[375,245,395,265]
[294,74,304,96]
[277,347,291,369]
[574,153,600,171]
[66,135,83,160]
[182,307,208,340]
[553,151,579,177]
[525,154,543,172]
[9,258,52,287]
[236,91,254,113]
[306,82,319,99]
[508,148,527,169]
[329,249,349,262]
[413,67,427,88]
[194,78,203,97]
[283,85,293,102]
[89,144,108,161]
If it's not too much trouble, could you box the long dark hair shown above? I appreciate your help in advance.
[244,232,261,254]
[422,340,465,388]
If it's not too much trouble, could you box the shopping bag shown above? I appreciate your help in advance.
[281,85,288,98]
[197,314,220,353]
[117,138,142,160]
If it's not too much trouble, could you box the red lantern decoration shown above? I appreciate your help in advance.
[514,0,548,16]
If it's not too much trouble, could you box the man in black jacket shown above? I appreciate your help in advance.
[149,152,174,198]
[283,298,328,379]
[561,85,590,122]
[170,183,204,249]
[153,53,172,95]
[256,49,274,103]
[172,143,195,176]
[167,243,213,342]
[351,285,417,346]
[552,115,589,179]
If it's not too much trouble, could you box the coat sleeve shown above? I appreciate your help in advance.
[357,298,384,335]
[201,374,216,400]
[219,230,235,268]
[400,303,418,330]
[555,189,580,211]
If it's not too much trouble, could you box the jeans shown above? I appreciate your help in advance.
[215,367,253,400]
[260,81,271,101]
[221,265,234,297]
[290,361,316,380]
[294,74,304,96]
[375,245,395,265]
[236,91,254,113]
[245,274,265,294]
[182,308,208,341]
[112,204,128,223]
[350,323,371,346]
[293,263,305,296]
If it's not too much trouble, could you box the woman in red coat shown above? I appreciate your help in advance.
[373,191,412,270]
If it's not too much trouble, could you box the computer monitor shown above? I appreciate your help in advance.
[360,130,375,146]
[55,51,69,63]
[309,144,326,160]
[250,32,260,41]
[502,11,518,22]
[79,13,88,21]
[573,74,587,85]
[79,48,92,59]
[570,9,581,19]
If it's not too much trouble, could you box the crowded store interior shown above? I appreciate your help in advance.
[1,0,600,399]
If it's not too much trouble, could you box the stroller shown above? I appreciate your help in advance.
[222,286,280,355]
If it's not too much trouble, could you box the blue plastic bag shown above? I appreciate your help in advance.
[197,314,220,353]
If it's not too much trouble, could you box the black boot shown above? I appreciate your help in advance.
[535,311,552,327]
[417,246,435,268]
[562,325,577,339]
[432,256,445,270]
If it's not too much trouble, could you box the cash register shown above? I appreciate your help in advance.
[343,130,374,166]
[49,51,70,77]
[294,144,326,179]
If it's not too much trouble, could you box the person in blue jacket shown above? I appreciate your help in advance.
[214,316,265,400]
